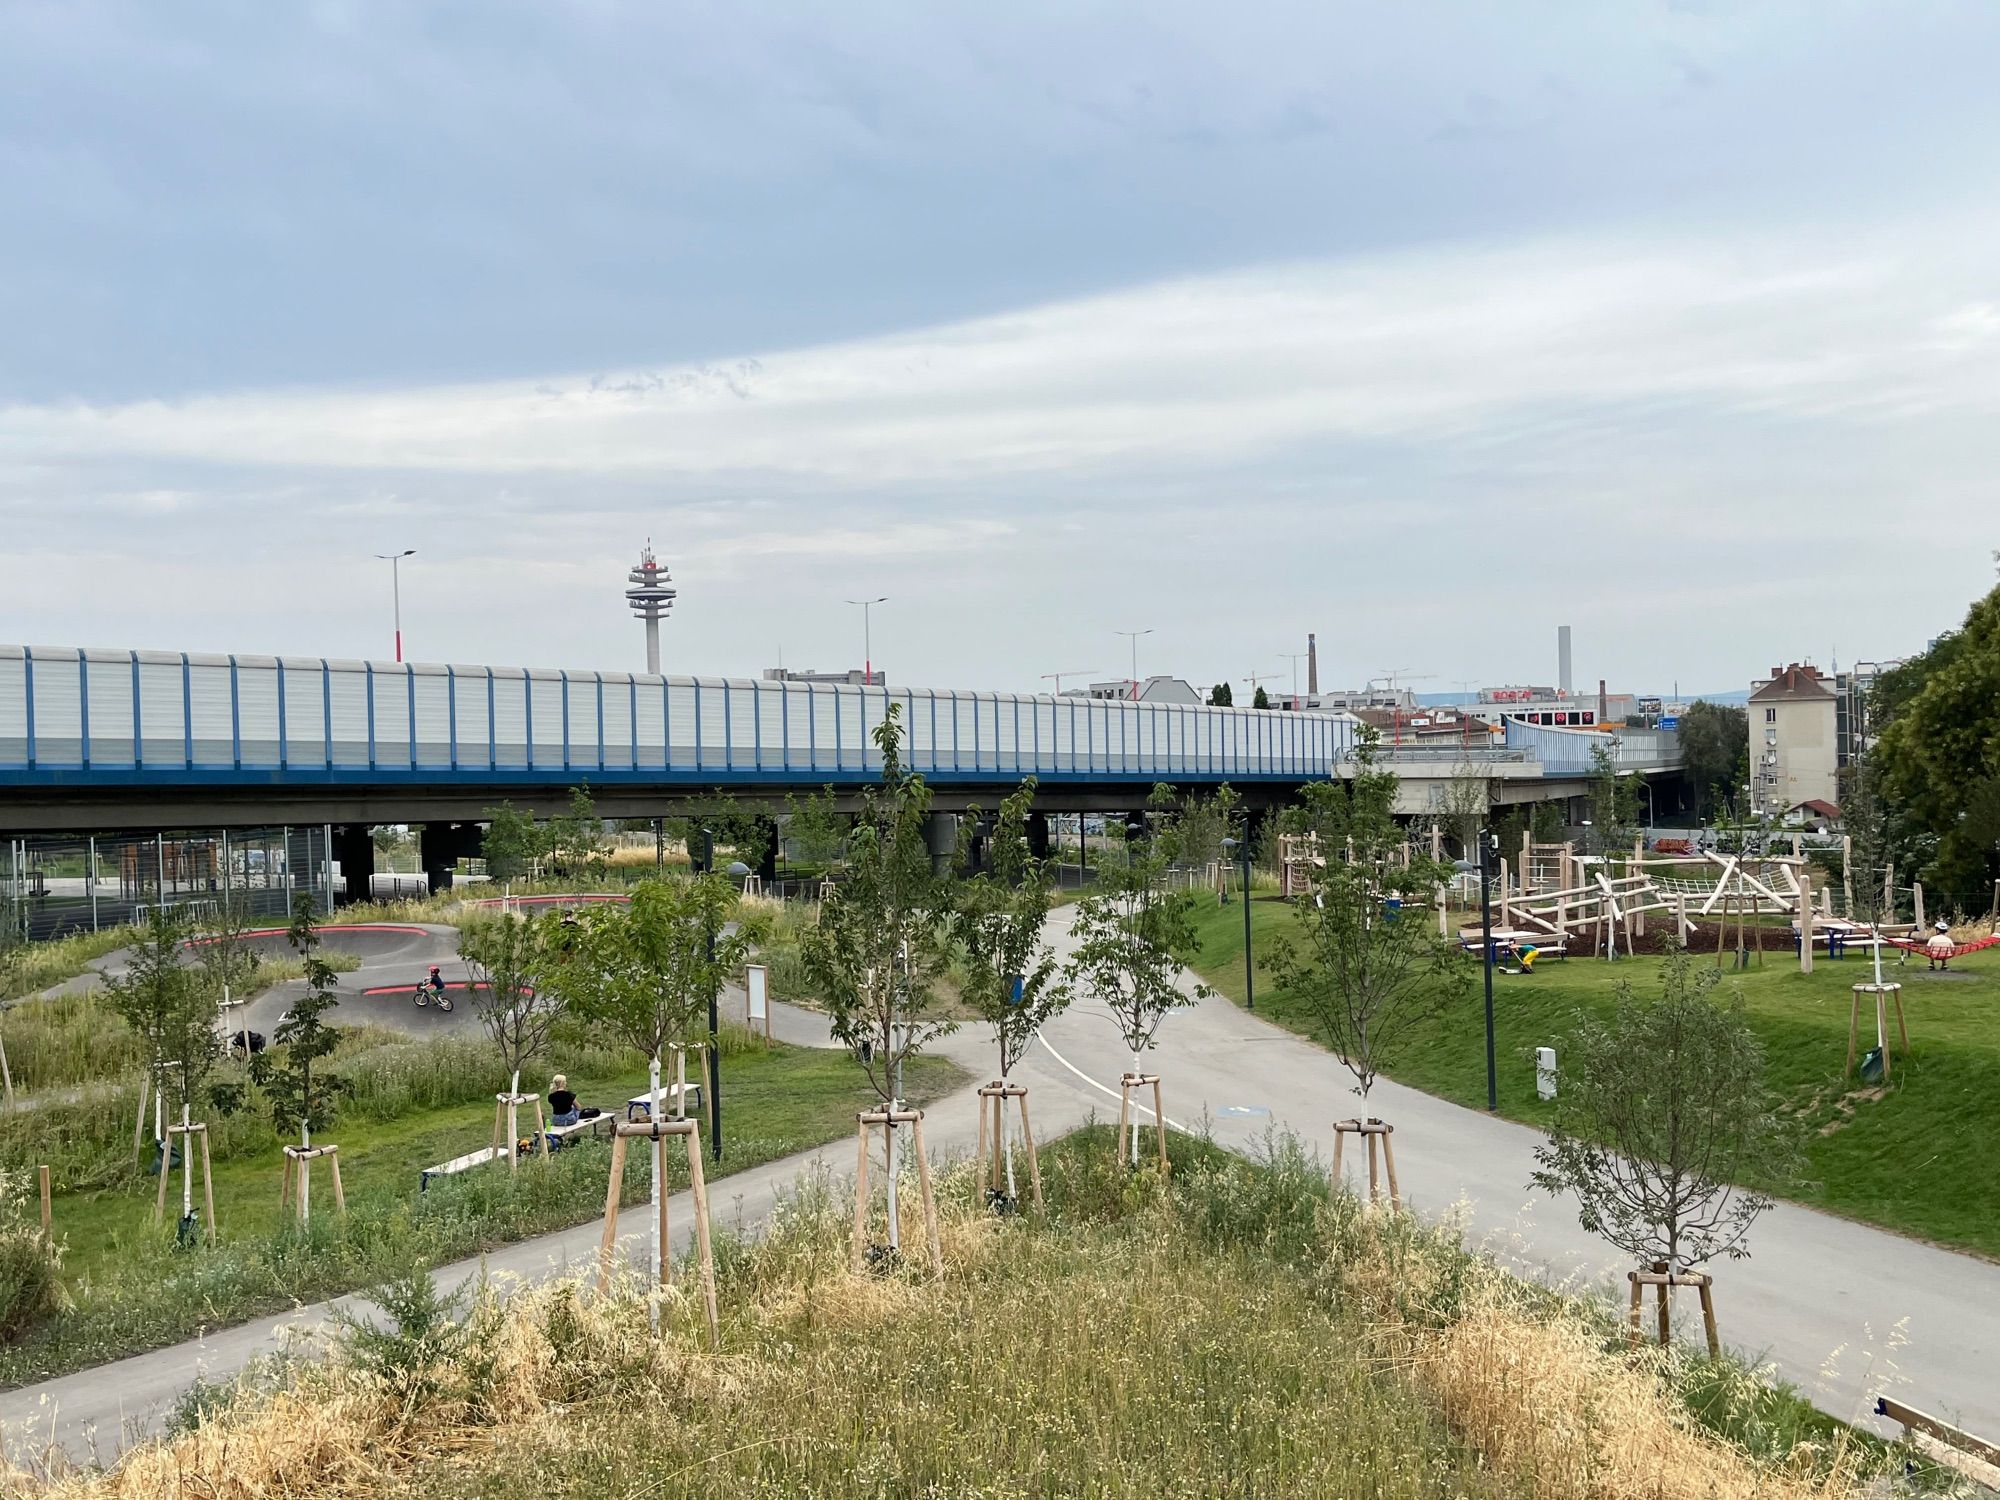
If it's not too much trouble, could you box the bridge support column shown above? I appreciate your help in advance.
[331,824,374,908]
[925,811,958,875]
[755,818,779,883]
[421,823,479,894]
[1026,812,1051,863]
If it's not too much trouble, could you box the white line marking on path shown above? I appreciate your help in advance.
[1033,1030,1186,1132]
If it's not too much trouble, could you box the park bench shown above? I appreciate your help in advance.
[626,1082,704,1122]
[419,1145,506,1191]
[1876,1395,2000,1490]
[544,1112,616,1149]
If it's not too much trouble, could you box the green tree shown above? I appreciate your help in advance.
[1207,682,1234,707]
[956,781,1069,1206]
[545,876,756,1274]
[104,909,225,1150]
[1168,783,1241,873]
[459,912,567,1159]
[544,785,609,879]
[1871,582,2000,901]
[1439,762,1490,861]
[800,702,957,1253]
[1586,742,1641,858]
[192,895,263,1020]
[1530,944,1802,1274]
[1530,800,1567,844]
[1263,739,1470,1108]
[783,787,849,872]
[1675,701,1749,822]
[1065,786,1211,1164]
[1252,685,1271,710]
[249,895,349,1213]
[481,801,545,883]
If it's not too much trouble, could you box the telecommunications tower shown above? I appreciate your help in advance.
[625,541,677,674]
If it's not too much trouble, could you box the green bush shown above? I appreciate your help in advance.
[0,1166,64,1340]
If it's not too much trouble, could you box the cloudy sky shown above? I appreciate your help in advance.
[4,2,1998,698]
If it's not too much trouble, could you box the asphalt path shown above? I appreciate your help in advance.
[4,903,1997,1468]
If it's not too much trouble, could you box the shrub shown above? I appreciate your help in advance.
[0,1166,64,1340]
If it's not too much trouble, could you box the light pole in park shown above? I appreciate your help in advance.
[1222,836,1254,1011]
[1283,652,1311,710]
[846,596,888,685]
[375,549,415,662]
[1480,828,1498,1112]
[1115,628,1154,701]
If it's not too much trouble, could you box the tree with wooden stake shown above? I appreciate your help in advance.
[1263,738,1471,1207]
[193,894,263,1045]
[548,877,753,1307]
[103,908,226,1244]
[801,701,956,1270]
[955,779,1068,1214]
[250,893,350,1224]
[1530,943,1803,1356]
[1065,785,1209,1174]
[459,911,566,1172]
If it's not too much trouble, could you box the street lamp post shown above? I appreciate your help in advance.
[375,550,415,662]
[701,827,722,1162]
[1481,828,1498,1112]
[1223,836,1254,1011]
[846,597,888,684]
[1115,629,1154,701]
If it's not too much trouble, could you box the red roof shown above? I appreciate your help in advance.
[1792,798,1841,818]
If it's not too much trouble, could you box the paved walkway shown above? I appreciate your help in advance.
[6,905,1997,1468]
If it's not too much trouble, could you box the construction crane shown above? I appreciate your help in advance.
[1041,669,1099,696]
[1241,668,1283,705]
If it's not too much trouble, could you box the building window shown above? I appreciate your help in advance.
[1764,707,1776,723]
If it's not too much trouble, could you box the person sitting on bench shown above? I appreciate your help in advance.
[549,1074,580,1126]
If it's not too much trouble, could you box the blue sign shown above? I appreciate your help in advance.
[1659,716,1679,730]
[1006,974,1025,1006]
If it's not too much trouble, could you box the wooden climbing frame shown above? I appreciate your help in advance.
[1332,1117,1400,1208]
[1847,982,1909,1082]
[850,1106,943,1275]
[974,1081,1043,1211]
[280,1142,346,1221]
[594,1116,719,1348]
[1627,1261,1720,1359]
[1116,1072,1170,1175]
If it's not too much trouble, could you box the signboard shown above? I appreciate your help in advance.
[745,963,770,1038]
[1659,716,1680,731]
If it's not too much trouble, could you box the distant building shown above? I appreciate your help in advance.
[762,666,884,687]
[1349,707,1499,744]
[1833,658,1904,768]
[1748,663,1838,818]
[1303,687,1416,712]
[1068,676,1203,704]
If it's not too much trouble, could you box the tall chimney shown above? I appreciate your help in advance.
[1307,633,1319,695]
[1558,625,1573,697]
[1598,677,1608,723]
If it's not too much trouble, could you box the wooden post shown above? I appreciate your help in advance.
[1913,881,1926,932]
[593,1120,718,1345]
[0,1028,13,1109]
[1018,1090,1043,1210]
[37,1164,50,1239]
[1697,1278,1720,1359]
[1841,834,1854,918]
[1884,860,1896,924]
[199,1129,216,1244]
[852,1107,941,1273]
[1376,1117,1401,1209]
[849,1118,871,1273]
[1499,859,1512,927]
[327,1148,346,1213]
[1520,829,1533,895]
[1333,1119,1399,1207]
[1627,1272,1644,1349]
[1654,1260,1670,1345]
[911,1112,943,1274]
[683,1130,719,1349]
[133,1071,150,1167]
[1151,1077,1168,1174]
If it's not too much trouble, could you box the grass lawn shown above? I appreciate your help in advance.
[1188,894,2000,1261]
[5,1042,966,1386]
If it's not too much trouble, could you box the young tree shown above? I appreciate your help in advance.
[1676,701,1749,823]
[1263,737,1471,1113]
[1586,741,1641,858]
[481,801,545,884]
[193,895,263,1030]
[1530,944,1802,1280]
[105,908,224,1177]
[1207,682,1234,707]
[1251,685,1272,710]
[783,786,849,872]
[459,911,567,1167]
[249,894,349,1219]
[546,877,755,1271]
[955,780,1069,1203]
[544,785,609,879]
[800,702,958,1250]
[1065,785,1210,1166]
[1168,783,1241,876]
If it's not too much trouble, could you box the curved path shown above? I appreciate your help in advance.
[4,905,1997,1468]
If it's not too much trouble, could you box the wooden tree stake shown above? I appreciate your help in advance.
[1627,1264,1721,1359]
[1115,1073,1170,1174]
[850,1106,943,1275]
[594,1116,719,1348]
[974,1081,1044,1211]
[37,1164,50,1239]
[1332,1118,1402,1209]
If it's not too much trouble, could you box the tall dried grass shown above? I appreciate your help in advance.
[8,1136,1897,1500]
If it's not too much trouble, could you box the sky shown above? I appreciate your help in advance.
[4,2,1999,699]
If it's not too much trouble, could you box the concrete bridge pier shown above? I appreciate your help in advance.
[420,822,483,893]
[925,811,957,875]
[331,824,374,907]
[1026,811,1051,862]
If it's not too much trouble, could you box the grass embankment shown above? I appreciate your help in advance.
[0,1033,965,1387]
[0,928,140,1004]
[16,1128,1904,1500]
[1190,896,2000,1259]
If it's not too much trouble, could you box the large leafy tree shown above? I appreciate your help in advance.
[1675,701,1749,823]
[1586,741,1642,858]
[481,801,546,883]
[800,703,958,1253]
[1065,785,1210,1149]
[543,785,610,879]
[1530,944,1801,1272]
[1870,582,2000,903]
[1207,682,1233,707]
[1263,736,1471,1105]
